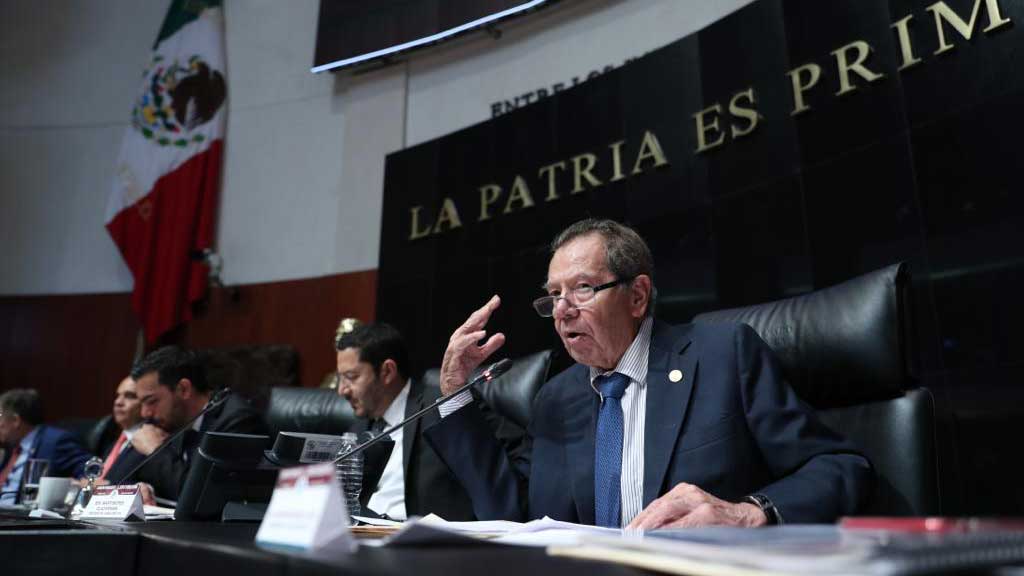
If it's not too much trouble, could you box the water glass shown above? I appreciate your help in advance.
[20,458,50,508]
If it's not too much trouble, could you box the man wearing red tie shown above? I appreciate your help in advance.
[99,377,143,480]
[0,389,92,505]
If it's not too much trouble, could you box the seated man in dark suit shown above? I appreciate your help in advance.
[0,388,93,505]
[108,346,267,500]
[427,218,873,528]
[336,323,476,520]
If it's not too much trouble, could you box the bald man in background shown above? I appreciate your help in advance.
[98,377,144,480]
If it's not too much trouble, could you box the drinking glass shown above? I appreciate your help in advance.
[19,458,50,508]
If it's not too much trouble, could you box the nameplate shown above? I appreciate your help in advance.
[255,463,356,552]
[79,485,145,521]
[299,434,347,463]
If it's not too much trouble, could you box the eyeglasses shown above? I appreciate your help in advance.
[532,278,629,317]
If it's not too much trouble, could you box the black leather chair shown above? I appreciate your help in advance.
[264,387,355,440]
[266,349,554,440]
[693,263,940,516]
[57,414,119,458]
[421,349,554,429]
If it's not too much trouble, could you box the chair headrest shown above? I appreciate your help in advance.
[265,387,355,438]
[693,263,913,408]
[476,350,553,429]
[422,350,553,428]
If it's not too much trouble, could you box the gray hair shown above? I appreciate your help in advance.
[550,218,656,315]
[0,388,43,426]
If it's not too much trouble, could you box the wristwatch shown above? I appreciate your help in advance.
[744,493,783,525]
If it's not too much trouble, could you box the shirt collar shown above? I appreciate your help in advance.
[589,316,654,395]
[381,380,411,426]
[123,422,142,442]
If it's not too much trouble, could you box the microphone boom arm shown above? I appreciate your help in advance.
[333,358,512,463]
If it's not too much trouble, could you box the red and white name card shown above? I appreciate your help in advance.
[255,463,355,552]
[79,485,145,521]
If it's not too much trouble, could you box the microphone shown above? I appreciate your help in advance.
[334,358,513,463]
[110,386,234,486]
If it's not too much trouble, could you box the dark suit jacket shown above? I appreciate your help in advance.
[1,425,92,502]
[351,378,476,521]
[425,321,873,524]
[106,394,267,500]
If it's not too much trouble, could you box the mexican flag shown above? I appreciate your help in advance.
[106,0,226,343]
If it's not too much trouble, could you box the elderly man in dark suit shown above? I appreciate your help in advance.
[426,218,873,528]
[0,388,92,505]
[335,323,476,520]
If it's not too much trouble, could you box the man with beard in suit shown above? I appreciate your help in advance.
[109,346,266,501]
[335,323,475,520]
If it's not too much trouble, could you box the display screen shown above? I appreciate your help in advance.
[313,0,554,72]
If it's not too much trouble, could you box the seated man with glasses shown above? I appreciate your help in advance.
[0,388,93,506]
[425,218,872,529]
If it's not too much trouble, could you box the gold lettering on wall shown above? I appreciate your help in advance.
[571,153,602,193]
[538,161,567,202]
[503,176,536,213]
[832,40,885,96]
[891,15,924,70]
[786,63,822,116]
[632,131,670,172]
[927,0,1012,56]
[694,105,726,153]
[728,89,760,139]
[403,0,1015,242]
[478,184,502,221]
[409,206,432,241]
[432,198,463,234]
[608,140,627,182]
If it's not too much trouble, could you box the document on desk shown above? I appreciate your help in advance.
[143,504,176,521]
[385,514,620,547]
[547,525,1024,576]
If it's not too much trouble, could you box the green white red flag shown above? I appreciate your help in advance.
[106,0,226,343]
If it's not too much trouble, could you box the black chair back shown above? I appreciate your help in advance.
[264,387,355,440]
[693,263,939,515]
[422,349,554,429]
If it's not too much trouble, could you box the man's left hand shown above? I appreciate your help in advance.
[131,424,169,456]
[627,482,767,530]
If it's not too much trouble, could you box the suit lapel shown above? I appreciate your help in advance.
[565,370,599,525]
[402,379,423,476]
[27,425,46,458]
[643,322,697,507]
[106,446,144,483]
[200,396,227,433]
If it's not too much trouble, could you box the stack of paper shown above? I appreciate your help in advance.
[382,515,619,547]
[548,525,1024,576]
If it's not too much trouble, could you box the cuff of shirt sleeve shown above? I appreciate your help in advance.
[438,390,474,418]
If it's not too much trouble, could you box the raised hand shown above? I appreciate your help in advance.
[440,295,506,396]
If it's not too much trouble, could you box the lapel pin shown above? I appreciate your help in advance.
[669,369,683,383]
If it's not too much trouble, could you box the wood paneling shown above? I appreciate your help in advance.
[0,269,377,422]
[172,270,377,392]
[0,292,141,422]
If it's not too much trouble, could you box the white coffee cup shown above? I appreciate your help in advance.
[37,476,72,510]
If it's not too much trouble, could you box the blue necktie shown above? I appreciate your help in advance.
[594,372,631,528]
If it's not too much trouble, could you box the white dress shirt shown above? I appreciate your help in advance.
[440,317,654,526]
[367,380,410,520]
[589,316,652,526]
[121,423,141,452]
